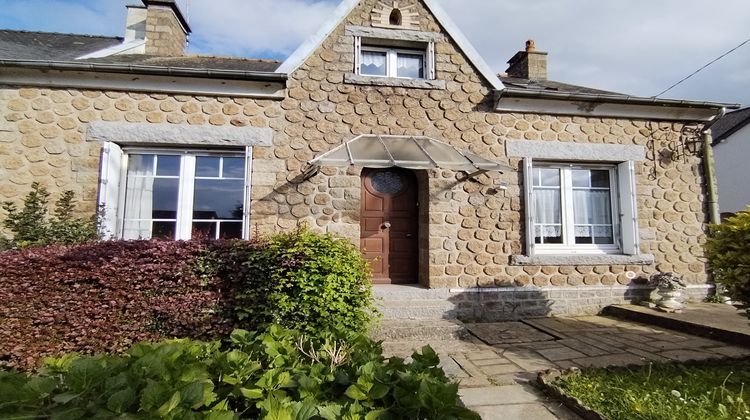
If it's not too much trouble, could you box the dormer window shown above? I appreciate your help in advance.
[360,46,425,79]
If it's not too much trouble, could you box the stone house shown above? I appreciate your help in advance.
[712,107,750,217]
[0,0,739,319]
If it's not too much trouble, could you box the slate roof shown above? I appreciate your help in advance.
[79,54,282,73]
[0,30,122,61]
[711,107,750,144]
[499,75,626,96]
[0,29,281,74]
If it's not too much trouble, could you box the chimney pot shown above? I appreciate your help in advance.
[506,39,548,80]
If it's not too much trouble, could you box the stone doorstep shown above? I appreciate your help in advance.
[369,319,468,341]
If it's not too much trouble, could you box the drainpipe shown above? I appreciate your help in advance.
[701,107,726,225]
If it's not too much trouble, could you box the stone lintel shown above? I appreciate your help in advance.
[86,121,273,147]
[510,254,656,266]
[345,25,442,43]
[506,139,646,162]
[344,73,446,90]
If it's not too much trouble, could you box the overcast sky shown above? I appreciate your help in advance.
[1,0,748,107]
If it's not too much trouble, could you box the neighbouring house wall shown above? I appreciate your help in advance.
[0,85,282,218]
[248,0,711,290]
[715,123,750,213]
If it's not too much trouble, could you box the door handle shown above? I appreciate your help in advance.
[405,233,414,238]
[381,222,391,229]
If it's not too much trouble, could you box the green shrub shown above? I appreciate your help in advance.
[706,208,750,313]
[0,326,479,419]
[0,182,100,249]
[206,227,376,336]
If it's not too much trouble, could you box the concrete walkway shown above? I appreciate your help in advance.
[380,316,750,419]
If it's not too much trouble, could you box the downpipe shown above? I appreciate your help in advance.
[701,107,726,225]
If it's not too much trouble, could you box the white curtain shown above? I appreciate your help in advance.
[573,190,612,239]
[361,51,386,67]
[533,188,562,239]
[122,155,154,240]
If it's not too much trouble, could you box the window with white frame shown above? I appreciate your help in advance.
[354,35,436,80]
[98,145,250,241]
[359,46,426,79]
[531,164,620,254]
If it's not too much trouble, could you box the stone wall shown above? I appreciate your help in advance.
[0,0,712,296]
[0,86,281,220]
[145,7,187,56]
[249,0,710,288]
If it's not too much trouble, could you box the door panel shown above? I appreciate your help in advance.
[360,168,418,284]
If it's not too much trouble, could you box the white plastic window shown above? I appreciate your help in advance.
[112,149,249,240]
[531,164,621,255]
[359,46,426,79]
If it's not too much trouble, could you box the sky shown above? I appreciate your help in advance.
[1,0,749,107]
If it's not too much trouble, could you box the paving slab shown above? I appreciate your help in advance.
[470,403,559,420]
[458,385,541,406]
[604,303,750,347]
[572,353,646,368]
[466,322,556,345]
[659,349,721,362]
[537,347,588,362]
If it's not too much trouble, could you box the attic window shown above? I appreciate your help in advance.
[389,9,402,26]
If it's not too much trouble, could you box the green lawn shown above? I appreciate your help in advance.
[553,359,750,420]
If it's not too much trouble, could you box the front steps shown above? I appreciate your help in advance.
[373,284,459,320]
[372,284,469,342]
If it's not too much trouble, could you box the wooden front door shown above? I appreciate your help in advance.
[361,168,418,284]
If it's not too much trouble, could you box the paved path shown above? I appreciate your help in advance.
[381,316,750,419]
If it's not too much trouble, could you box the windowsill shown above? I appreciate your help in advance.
[510,254,655,266]
[344,73,446,89]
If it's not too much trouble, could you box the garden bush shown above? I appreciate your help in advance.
[0,326,479,419]
[0,182,100,250]
[204,227,375,336]
[0,240,234,370]
[1,228,375,370]
[706,207,750,312]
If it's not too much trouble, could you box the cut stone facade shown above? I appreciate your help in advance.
[0,0,713,314]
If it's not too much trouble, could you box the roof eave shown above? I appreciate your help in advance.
[0,59,288,82]
[496,88,740,122]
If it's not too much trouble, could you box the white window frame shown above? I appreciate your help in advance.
[530,162,622,256]
[355,37,435,80]
[99,144,252,241]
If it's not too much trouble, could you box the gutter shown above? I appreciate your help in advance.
[497,87,740,111]
[0,59,288,83]
[701,108,727,225]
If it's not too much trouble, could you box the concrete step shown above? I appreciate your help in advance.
[376,299,458,320]
[371,319,469,341]
[373,284,452,301]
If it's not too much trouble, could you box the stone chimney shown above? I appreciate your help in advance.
[125,0,191,56]
[506,40,548,80]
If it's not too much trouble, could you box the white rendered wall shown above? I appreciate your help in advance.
[715,123,750,213]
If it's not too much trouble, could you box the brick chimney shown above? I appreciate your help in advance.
[506,40,548,80]
[125,0,191,56]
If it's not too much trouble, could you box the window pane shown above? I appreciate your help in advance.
[222,157,245,179]
[533,186,562,244]
[573,190,612,225]
[196,156,220,178]
[591,170,610,188]
[219,222,243,239]
[152,178,180,219]
[192,222,217,240]
[129,155,155,175]
[396,53,424,78]
[122,220,151,240]
[156,155,180,176]
[571,170,590,188]
[152,221,176,240]
[361,51,387,76]
[539,168,561,187]
[193,179,244,220]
